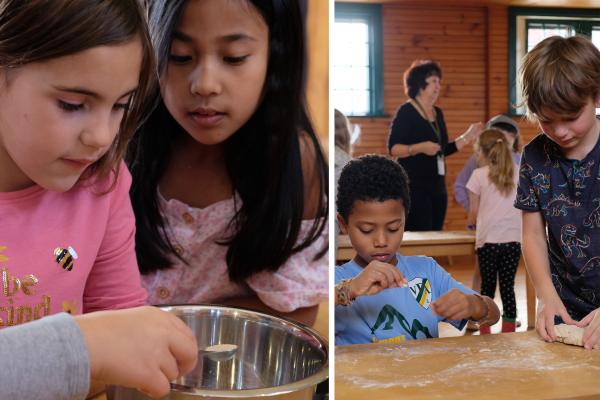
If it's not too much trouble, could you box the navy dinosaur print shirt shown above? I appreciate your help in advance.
[515,132,600,320]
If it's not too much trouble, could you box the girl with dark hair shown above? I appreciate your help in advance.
[388,59,483,231]
[0,0,197,396]
[129,0,328,324]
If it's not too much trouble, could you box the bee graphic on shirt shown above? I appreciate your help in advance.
[53,246,78,271]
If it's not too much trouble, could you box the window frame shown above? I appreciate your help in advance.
[508,7,600,116]
[334,3,385,117]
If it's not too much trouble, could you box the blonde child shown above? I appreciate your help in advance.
[467,129,522,334]
[128,0,328,324]
[0,0,197,395]
[335,155,499,345]
[515,35,600,349]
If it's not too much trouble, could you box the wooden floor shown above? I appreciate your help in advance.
[436,254,532,337]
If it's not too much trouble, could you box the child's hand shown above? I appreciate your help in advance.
[350,260,407,298]
[536,295,577,342]
[576,308,600,350]
[430,289,474,320]
[76,306,198,398]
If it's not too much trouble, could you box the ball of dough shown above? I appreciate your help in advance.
[554,324,584,347]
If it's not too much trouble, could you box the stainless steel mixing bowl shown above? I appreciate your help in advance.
[107,305,328,399]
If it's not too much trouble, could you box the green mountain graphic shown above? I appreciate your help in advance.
[372,304,433,339]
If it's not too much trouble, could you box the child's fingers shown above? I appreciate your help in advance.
[582,324,599,349]
[373,270,390,288]
[166,318,198,376]
[560,310,577,326]
[139,372,171,399]
[437,303,466,320]
[384,265,407,286]
[535,312,551,342]
[576,313,594,328]
[545,315,557,342]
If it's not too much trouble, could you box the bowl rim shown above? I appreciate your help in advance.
[157,304,329,397]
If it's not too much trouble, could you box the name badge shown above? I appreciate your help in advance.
[437,154,445,176]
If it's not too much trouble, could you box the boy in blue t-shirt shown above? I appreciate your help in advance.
[334,155,499,345]
[515,35,600,350]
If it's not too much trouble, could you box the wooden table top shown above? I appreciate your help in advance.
[335,331,600,400]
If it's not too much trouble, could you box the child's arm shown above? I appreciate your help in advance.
[335,260,408,306]
[467,189,479,227]
[454,156,477,211]
[0,307,197,400]
[431,288,500,325]
[577,308,600,350]
[522,211,577,341]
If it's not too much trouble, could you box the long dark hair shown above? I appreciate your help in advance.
[128,0,328,283]
[0,0,155,182]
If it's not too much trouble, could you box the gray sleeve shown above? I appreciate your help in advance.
[0,313,90,400]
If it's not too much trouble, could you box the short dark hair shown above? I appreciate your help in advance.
[337,155,411,221]
[403,60,442,99]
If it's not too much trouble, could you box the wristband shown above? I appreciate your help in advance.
[336,279,355,306]
[470,293,496,326]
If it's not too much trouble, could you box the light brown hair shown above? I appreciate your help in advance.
[0,0,156,183]
[477,129,515,195]
[335,109,351,153]
[520,35,600,121]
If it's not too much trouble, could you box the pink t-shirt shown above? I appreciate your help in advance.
[0,161,147,328]
[466,165,521,248]
[141,194,328,312]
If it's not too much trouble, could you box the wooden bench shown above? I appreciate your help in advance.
[337,230,535,328]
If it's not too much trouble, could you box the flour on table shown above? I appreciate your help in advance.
[554,324,584,347]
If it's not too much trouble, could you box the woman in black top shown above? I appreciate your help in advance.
[388,60,483,231]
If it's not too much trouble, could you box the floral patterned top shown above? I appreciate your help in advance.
[514,132,600,320]
[141,194,328,312]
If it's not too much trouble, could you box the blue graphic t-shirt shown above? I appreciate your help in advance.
[335,255,474,345]
[515,132,600,320]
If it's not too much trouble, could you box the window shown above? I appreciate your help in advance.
[509,8,600,115]
[334,3,384,117]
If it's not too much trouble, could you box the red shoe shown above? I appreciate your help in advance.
[502,320,516,333]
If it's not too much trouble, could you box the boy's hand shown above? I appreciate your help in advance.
[536,294,577,342]
[431,289,474,321]
[576,308,600,350]
[350,260,407,298]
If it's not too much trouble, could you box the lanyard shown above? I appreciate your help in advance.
[412,99,442,143]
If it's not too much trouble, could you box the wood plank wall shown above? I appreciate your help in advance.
[347,2,540,230]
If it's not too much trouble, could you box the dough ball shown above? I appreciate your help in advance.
[554,324,584,347]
